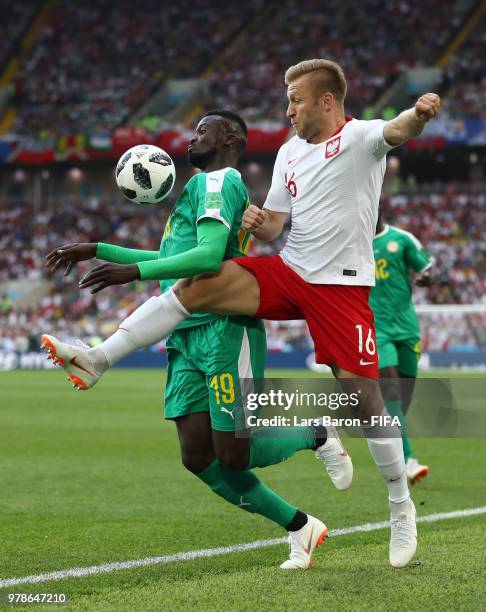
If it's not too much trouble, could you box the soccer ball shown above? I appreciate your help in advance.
[115,144,176,204]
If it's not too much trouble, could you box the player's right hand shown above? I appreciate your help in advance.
[414,93,441,122]
[242,205,267,232]
[415,271,432,287]
[45,243,98,276]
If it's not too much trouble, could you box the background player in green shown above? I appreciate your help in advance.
[370,214,434,484]
[44,110,351,569]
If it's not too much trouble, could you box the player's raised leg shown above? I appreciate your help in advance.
[103,258,260,357]
[42,261,259,390]
[97,261,258,372]
[41,333,106,389]
[176,260,261,315]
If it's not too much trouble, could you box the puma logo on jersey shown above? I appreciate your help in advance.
[325,136,341,159]
[220,406,235,420]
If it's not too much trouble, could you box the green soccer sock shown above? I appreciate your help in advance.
[247,427,316,469]
[197,459,298,528]
[384,399,415,461]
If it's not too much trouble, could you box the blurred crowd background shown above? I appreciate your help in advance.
[1,0,485,357]
[2,169,485,354]
[6,0,484,139]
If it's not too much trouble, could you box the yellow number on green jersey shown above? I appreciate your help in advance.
[210,373,236,404]
[375,258,390,280]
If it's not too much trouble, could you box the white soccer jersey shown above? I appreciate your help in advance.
[264,118,397,286]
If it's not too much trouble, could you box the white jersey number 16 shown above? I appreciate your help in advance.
[355,324,376,355]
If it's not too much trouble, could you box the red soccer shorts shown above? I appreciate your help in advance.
[234,255,378,379]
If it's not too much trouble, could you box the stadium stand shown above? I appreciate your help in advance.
[3,0,481,139]
[8,0,260,137]
[204,0,478,121]
[379,182,486,305]
[441,11,486,118]
[0,0,38,69]
[0,199,166,352]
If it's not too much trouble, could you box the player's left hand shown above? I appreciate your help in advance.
[414,93,441,122]
[78,263,141,293]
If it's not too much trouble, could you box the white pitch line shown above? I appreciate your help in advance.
[1,506,485,588]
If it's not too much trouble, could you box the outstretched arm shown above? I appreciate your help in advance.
[96,243,159,264]
[136,220,228,280]
[383,93,441,146]
[46,242,158,276]
[79,220,229,293]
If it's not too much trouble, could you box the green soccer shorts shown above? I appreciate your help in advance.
[376,333,421,377]
[164,316,266,432]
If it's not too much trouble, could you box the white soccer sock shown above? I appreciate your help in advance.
[364,412,409,504]
[93,289,190,367]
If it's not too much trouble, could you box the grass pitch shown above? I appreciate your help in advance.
[1,369,485,611]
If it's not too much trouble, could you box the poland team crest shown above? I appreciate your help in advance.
[325,136,341,159]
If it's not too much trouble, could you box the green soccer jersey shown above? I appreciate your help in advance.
[370,225,433,340]
[159,167,251,329]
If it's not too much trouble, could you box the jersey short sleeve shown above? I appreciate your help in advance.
[404,233,434,272]
[353,119,397,160]
[263,145,291,213]
[196,169,244,230]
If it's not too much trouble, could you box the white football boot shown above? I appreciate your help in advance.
[41,334,102,390]
[406,458,429,485]
[315,426,353,490]
[389,497,417,568]
[280,515,329,569]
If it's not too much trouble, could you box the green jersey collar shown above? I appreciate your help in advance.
[375,224,390,239]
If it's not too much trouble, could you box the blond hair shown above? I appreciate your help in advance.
[285,59,347,105]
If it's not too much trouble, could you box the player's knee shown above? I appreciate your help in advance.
[180,449,214,475]
[380,378,401,402]
[216,447,248,471]
[173,278,206,313]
